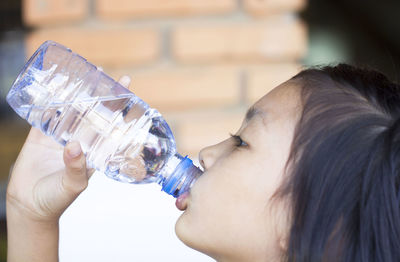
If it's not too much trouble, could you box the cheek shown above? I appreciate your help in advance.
[190,155,254,215]
[175,154,276,254]
[177,163,238,231]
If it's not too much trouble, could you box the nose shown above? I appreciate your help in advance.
[199,142,224,170]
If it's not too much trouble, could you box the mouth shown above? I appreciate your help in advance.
[175,191,190,211]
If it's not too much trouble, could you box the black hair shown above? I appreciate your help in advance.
[280,64,400,261]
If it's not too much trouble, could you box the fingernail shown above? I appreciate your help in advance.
[121,75,130,82]
[67,141,82,158]
[120,76,131,86]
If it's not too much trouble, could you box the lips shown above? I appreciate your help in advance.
[175,191,190,211]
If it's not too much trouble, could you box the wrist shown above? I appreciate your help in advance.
[6,190,61,224]
[7,196,60,262]
[7,195,59,234]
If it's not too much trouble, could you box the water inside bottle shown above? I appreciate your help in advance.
[11,66,177,184]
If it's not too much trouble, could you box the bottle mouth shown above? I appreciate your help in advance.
[161,155,202,197]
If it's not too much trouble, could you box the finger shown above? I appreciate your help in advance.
[25,127,62,149]
[62,141,88,195]
[118,75,131,89]
[26,127,50,141]
[86,167,96,179]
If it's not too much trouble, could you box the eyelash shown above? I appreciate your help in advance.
[230,133,248,147]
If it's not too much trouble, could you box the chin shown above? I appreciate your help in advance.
[175,212,193,246]
[175,213,215,258]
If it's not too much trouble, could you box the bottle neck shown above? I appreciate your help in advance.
[158,153,202,197]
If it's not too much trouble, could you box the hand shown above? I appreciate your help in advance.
[6,128,92,221]
[6,75,132,222]
[6,75,132,262]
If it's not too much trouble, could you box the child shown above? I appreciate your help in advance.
[7,64,400,261]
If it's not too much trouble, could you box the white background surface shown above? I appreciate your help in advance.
[59,171,214,262]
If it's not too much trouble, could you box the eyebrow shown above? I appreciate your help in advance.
[245,106,262,122]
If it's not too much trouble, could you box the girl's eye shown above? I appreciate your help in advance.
[230,134,248,147]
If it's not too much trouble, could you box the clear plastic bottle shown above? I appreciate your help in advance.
[6,40,202,197]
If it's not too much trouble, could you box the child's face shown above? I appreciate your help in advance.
[175,80,302,261]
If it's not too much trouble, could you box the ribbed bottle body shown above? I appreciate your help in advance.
[7,41,201,191]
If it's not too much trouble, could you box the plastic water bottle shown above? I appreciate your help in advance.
[6,40,202,197]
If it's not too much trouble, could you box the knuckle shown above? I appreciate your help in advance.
[61,176,88,195]
[67,157,86,173]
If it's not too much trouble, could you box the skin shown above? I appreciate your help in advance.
[6,76,131,262]
[175,80,302,261]
[6,77,301,262]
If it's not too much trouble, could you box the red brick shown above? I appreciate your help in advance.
[96,0,236,19]
[245,64,302,103]
[243,0,306,16]
[26,27,160,67]
[172,17,307,63]
[109,66,241,111]
[174,110,245,156]
[23,0,89,26]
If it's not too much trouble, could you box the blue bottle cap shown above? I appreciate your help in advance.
[161,156,201,197]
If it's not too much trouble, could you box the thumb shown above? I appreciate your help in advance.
[33,141,90,219]
[62,141,89,196]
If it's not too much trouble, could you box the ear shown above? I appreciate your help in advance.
[279,235,289,251]
[272,199,291,252]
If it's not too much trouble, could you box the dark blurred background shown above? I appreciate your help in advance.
[0,1,27,259]
[304,0,400,81]
[1,0,400,260]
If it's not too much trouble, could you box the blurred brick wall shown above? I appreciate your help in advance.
[23,0,307,157]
